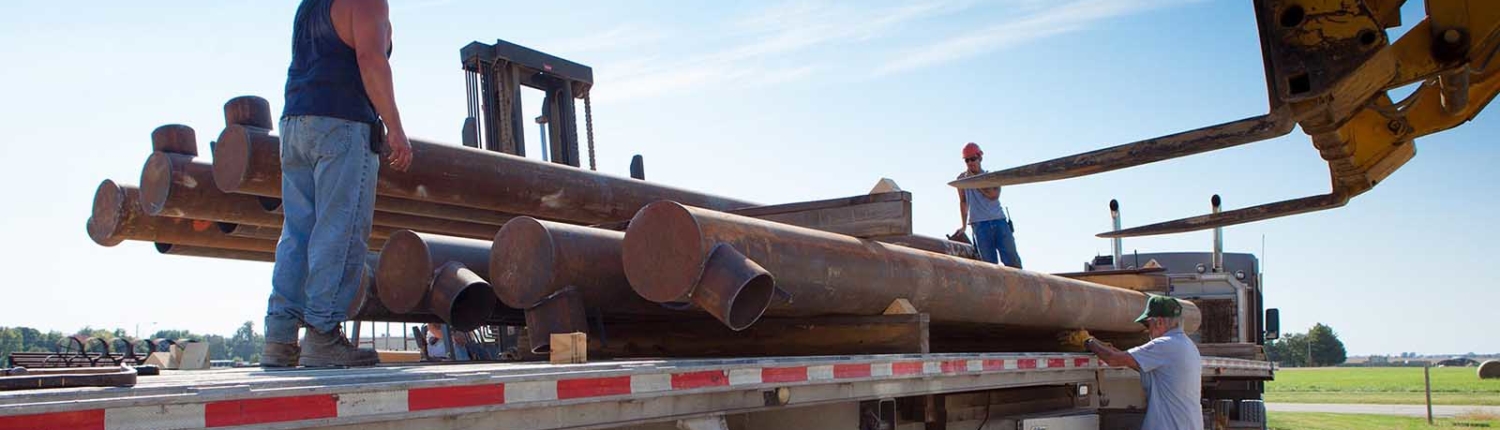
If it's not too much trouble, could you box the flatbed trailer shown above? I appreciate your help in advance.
[0,353,1271,430]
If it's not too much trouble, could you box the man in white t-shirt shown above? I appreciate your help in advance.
[1083,295,1203,430]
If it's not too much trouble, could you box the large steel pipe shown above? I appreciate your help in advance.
[214,122,757,225]
[623,202,1200,334]
[375,231,505,330]
[141,153,282,227]
[86,180,283,253]
[154,243,275,262]
[490,217,678,351]
[489,217,662,312]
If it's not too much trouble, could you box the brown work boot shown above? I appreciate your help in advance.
[260,342,300,369]
[298,325,379,367]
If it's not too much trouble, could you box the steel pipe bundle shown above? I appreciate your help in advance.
[213,114,757,225]
[144,149,507,240]
[375,230,506,331]
[87,180,281,253]
[622,201,1201,334]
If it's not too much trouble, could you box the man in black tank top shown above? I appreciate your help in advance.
[264,0,413,369]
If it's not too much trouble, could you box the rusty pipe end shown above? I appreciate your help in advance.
[87,180,132,247]
[214,222,238,235]
[523,286,588,354]
[138,152,185,217]
[622,201,709,303]
[693,244,774,331]
[224,96,272,129]
[212,125,258,194]
[151,124,198,156]
[491,217,557,308]
[348,254,386,320]
[430,262,497,332]
[375,230,435,314]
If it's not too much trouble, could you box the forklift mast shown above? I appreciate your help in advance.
[461,39,594,168]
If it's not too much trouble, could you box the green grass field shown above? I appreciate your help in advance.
[1266,367,1500,406]
[1269,412,1499,429]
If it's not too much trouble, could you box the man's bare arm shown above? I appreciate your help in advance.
[348,0,412,171]
[1086,338,1140,371]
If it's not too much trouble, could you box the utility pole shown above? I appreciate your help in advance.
[1305,338,1314,367]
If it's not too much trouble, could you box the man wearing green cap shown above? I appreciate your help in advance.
[1084,295,1203,429]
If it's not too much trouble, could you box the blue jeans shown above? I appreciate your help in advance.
[265,115,379,343]
[972,219,1022,269]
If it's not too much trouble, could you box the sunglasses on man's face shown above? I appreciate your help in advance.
[964,156,981,163]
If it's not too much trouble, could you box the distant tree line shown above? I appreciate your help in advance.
[0,322,265,365]
[1264,322,1347,367]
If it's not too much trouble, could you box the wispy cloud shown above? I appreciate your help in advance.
[873,0,1197,76]
[540,24,672,56]
[592,0,1194,102]
[601,0,970,101]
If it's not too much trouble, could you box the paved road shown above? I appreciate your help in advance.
[1267,403,1500,418]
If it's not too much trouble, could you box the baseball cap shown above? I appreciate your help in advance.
[1135,294,1183,323]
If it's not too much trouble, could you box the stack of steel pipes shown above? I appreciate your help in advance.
[89,95,1198,354]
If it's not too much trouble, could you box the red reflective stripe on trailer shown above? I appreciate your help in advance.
[762,366,808,383]
[672,371,729,390]
[1017,359,1038,369]
[1075,358,1091,368]
[557,376,632,399]
[832,364,871,379]
[0,410,104,430]
[891,362,923,375]
[941,360,968,373]
[1048,358,1065,368]
[206,394,337,427]
[982,359,1005,371]
[409,383,505,411]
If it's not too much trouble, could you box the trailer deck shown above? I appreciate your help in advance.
[0,353,1272,430]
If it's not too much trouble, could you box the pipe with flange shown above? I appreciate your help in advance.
[154,243,276,262]
[86,180,283,253]
[622,201,1200,334]
[375,230,507,330]
[489,217,664,313]
[151,124,198,156]
[140,153,283,226]
[490,217,677,351]
[521,286,589,353]
[213,120,757,225]
[350,254,521,327]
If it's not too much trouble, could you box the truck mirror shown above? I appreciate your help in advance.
[1264,308,1280,341]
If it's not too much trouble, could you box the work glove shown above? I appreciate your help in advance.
[1058,329,1093,352]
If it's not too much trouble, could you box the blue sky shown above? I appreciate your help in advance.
[0,1,1493,356]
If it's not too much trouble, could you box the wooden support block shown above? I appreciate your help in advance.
[593,192,913,238]
[729,192,912,238]
[169,342,210,370]
[377,350,423,363]
[144,352,173,368]
[1053,267,1169,292]
[550,332,588,364]
[593,314,930,358]
[884,298,918,315]
[869,178,902,194]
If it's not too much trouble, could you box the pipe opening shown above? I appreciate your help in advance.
[446,281,495,332]
[431,263,496,331]
[523,287,588,355]
[257,196,283,213]
[693,244,774,331]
